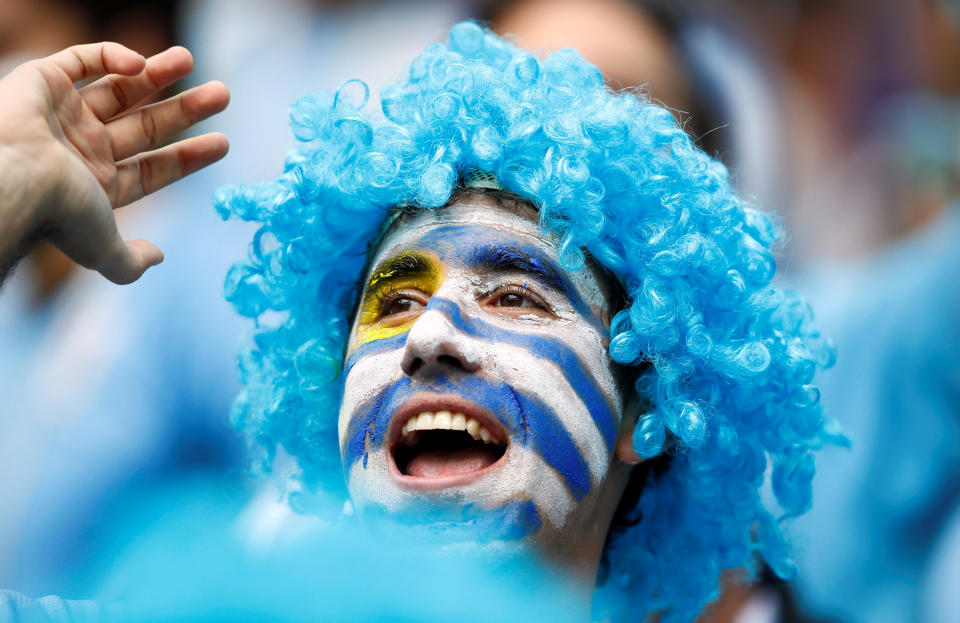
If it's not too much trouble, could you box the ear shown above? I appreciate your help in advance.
[614,396,644,465]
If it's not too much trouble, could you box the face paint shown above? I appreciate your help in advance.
[353,251,443,346]
[338,194,624,550]
[344,373,593,500]
[416,226,609,335]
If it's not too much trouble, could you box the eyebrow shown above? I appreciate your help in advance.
[468,245,572,296]
[365,251,435,291]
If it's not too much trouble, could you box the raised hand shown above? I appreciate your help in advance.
[0,43,229,284]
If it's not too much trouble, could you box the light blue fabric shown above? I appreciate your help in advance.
[0,590,106,623]
[790,206,960,623]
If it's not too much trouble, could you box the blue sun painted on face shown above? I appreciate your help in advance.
[338,195,628,548]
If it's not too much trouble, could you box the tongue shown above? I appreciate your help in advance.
[407,446,501,478]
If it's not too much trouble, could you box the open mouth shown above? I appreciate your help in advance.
[392,410,508,480]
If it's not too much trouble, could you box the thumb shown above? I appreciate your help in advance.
[97,238,164,284]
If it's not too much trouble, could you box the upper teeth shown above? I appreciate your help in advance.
[401,411,496,445]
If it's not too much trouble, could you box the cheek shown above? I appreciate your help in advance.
[492,347,612,479]
[352,320,413,349]
[337,348,405,450]
[576,336,620,420]
[551,322,622,429]
[476,325,620,502]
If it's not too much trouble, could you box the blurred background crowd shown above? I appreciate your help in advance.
[0,1,957,622]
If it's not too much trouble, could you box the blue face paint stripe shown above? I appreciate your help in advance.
[344,380,406,468]
[344,374,592,500]
[343,330,409,377]
[481,499,542,539]
[511,388,591,499]
[415,225,608,334]
[426,297,618,448]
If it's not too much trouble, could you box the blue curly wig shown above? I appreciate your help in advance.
[215,22,837,623]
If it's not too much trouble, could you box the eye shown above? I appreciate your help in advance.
[385,296,424,316]
[496,292,536,308]
[377,288,427,322]
[484,285,552,316]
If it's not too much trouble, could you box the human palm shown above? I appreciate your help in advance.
[0,43,229,284]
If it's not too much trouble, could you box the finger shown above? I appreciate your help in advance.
[46,42,145,83]
[114,132,229,207]
[48,211,164,285]
[89,238,164,284]
[89,238,163,285]
[108,81,229,161]
[107,239,164,284]
[81,46,195,121]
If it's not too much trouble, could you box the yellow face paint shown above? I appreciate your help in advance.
[351,251,443,350]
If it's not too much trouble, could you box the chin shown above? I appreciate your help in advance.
[346,439,549,542]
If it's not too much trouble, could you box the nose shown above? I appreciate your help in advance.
[400,307,482,376]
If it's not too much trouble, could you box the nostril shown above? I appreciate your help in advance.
[437,354,463,369]
[404,357,425,375]
[402,353,471,377]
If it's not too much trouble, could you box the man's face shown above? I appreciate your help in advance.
[338,193,630,558]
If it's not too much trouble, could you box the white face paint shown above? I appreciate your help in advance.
[338,194,625,554]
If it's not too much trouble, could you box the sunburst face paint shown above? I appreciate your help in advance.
[338,193,629,562]
[354,251,444,346]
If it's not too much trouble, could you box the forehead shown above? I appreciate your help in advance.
[371,194,556,264]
